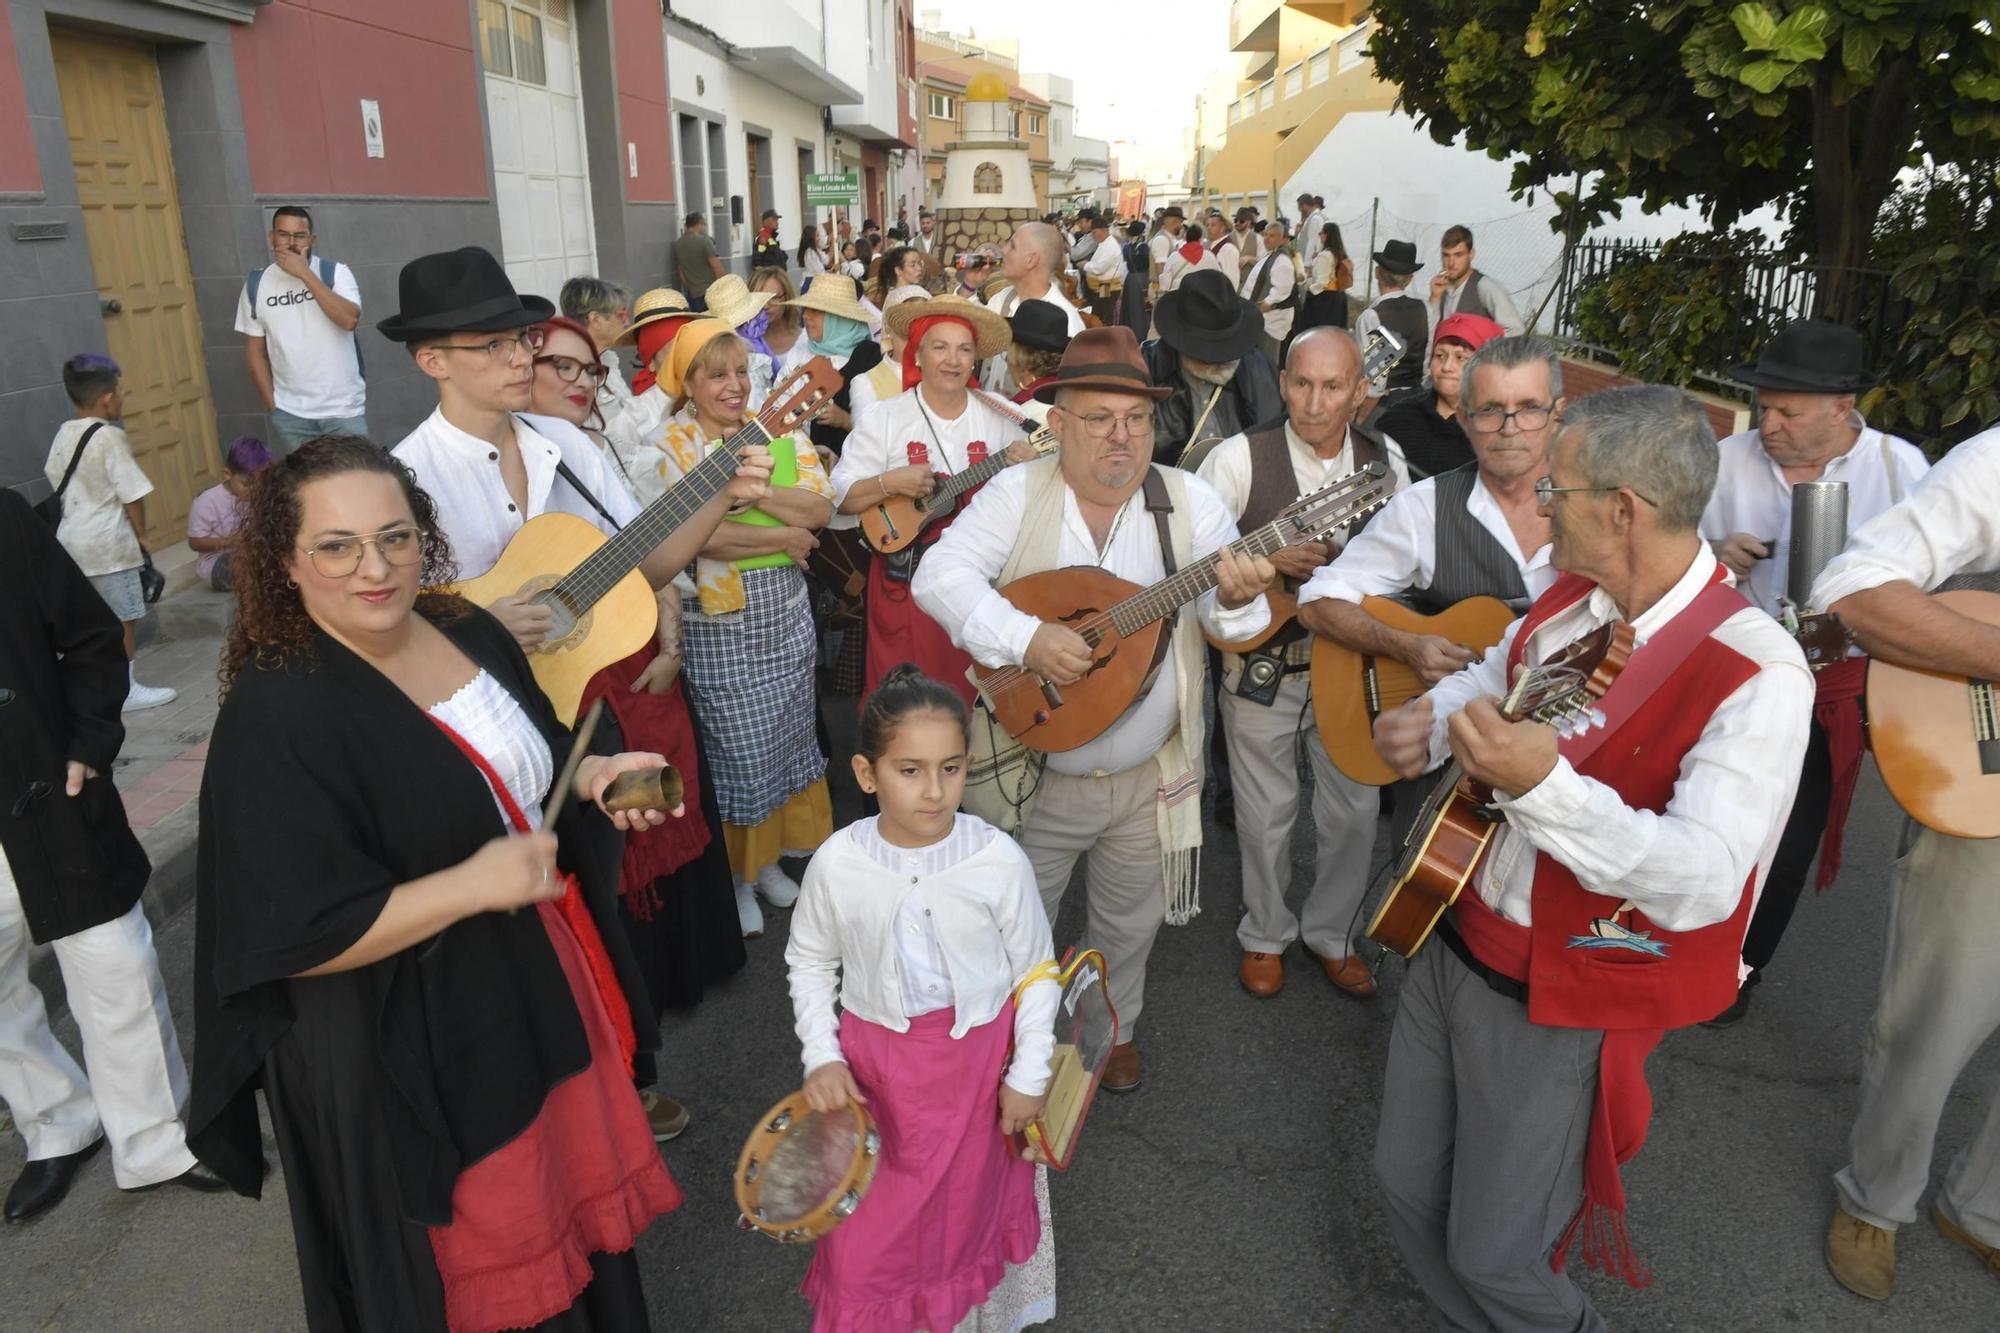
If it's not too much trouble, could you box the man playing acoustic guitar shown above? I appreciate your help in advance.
[1371,386,1812,1329]
[914,325,1276,1094]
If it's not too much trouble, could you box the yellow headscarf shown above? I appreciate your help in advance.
[656,317,734,399]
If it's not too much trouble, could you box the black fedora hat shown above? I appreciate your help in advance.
[1153,269,1264,363]
[377,246,555,343]
[1730,318,1878,393]
[1372,239,1423,276]
[1008,298,1073,354]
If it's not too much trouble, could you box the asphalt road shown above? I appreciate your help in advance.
[4,721,1995,1331]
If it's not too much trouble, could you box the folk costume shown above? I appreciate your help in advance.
[1144,271,1283,468]
[190,607,680,1332]
[1370,312,1506,482]
[1427,262,1526,337]
[1354,241,1430,398]
[1376,548,1812,1329]
[787,814,1060,1331]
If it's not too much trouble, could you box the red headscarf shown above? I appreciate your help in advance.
[900,313,982,391]
[630,314,698,395]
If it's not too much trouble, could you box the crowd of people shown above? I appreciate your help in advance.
[3,192,1998,1333]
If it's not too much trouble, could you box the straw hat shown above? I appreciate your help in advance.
[701,273,775,331]
[781,274,874,324]
[616,287,691,344]
[883,291,1012,358]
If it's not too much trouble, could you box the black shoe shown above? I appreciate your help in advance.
[4,1137,103,1222]
[1702,974,1760,1028]
[121,1162,231,1195]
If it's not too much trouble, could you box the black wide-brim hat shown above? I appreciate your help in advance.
[377,245,555,343]
[1008,299,1073,354]
[1729,318,1879,393]
[1372,239,1423,276]
[1153,269,1264,363]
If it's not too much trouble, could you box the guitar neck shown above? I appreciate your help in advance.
[555,420,765,611]
[1105,514,1299,636]
[933,428,1049,506]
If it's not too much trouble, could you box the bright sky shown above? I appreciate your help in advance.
[916,0,1230,181]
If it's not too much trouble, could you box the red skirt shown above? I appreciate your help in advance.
[864,553,976,707]
[426,899,685,1333]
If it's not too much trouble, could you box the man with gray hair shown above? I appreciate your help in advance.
[983,221,1086,394]
[1370,383,1813,1327]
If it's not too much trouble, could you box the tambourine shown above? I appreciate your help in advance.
[734,1091,881,1242]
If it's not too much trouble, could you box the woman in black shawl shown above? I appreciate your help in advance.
[190,438,684,1332]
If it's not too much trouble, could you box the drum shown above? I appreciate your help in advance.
[1013,948,1118,1170]
[734,1091,881,1242]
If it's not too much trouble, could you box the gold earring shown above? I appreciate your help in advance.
[286,577,297,588]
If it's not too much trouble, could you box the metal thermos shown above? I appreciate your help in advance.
[1787,480,1849,610]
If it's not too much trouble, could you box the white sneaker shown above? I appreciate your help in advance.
[756,863,801,909]
[736,881,765,938]
[122,682,177,712]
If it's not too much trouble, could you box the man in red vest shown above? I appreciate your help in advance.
[1371,384,1814,1327]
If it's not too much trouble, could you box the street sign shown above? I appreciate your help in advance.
[805,172,861,207]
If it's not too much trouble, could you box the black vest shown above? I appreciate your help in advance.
[1374,293,1429,390]
[1405,463,1529,614]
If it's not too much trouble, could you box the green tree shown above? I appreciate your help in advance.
[1367,0,2000,316]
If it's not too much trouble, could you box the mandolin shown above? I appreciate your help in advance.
[1310,596,1522,786]
[859,407,1060,554]
[455,359,841,724]
[1866,588,2000,839]
[1365,621,1635,959]
[971,463,1394,753]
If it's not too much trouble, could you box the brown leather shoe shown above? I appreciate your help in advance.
[1304,944,1377,998]
[1239,951,1284,997]
[1825,1204,1895,1300]
[1934,1206,2000,1276]
[1101,1042,1141,1093]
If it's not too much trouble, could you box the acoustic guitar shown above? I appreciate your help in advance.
[1866,588,2000,839]
[1365,622,1636,958]
[1310,596,1522,786]
[971,463,1394,753]
[456,360,841,724]
[859,419,1059,554]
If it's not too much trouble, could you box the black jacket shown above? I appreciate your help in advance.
[1143,340,1285,465]
[0,489,149,944]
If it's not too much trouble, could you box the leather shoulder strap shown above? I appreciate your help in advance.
[1142,464,1176,577]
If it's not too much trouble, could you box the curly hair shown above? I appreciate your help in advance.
[221,435,465,693]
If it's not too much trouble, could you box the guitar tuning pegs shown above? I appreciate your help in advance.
[1589,707,1607,729]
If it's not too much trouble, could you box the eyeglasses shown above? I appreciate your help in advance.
[1467,404,1554,433]
[299,527,425,578]
[1072,412,1156,440]
[434,327,548,362]
[1534,477,1658,508]
[534,354,609,386]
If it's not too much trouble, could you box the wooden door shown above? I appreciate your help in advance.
[51,29,218,546]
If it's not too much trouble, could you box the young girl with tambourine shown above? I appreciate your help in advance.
[786,664,1061,1330]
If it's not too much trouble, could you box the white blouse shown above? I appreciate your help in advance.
[428,670,554,830]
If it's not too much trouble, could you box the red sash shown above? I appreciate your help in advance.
[1810,656,1868,890]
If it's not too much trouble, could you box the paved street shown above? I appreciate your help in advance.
[2,599,1995,1331]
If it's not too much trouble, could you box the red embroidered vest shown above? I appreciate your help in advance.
[1501,573,1762,1032]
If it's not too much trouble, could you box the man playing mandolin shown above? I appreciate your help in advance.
[913,325,1277,1094]
[1370,385,1812,1329]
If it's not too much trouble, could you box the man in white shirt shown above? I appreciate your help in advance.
[1148,206,1187,297]
[1812,422,2000,1303]
[1241,220,1298,367]
[1295,192,1326,276]
[1427,223,1526,336]
[913,326,1276,1094]
[983,221,1086,395]
[1231,207,1260,285]
[1372,385,1812,1330]
[1202,212,1242,290]
[1697,319,1930,1026]
[1197,328,1410,1001]
[234,205,367,455]
[1080,214,1129,326]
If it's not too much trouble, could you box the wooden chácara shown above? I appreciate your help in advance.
[1866,588,2000,839]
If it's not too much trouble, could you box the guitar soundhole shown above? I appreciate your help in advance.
[521,576,591,655]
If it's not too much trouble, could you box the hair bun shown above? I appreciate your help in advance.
[880,661,927,688]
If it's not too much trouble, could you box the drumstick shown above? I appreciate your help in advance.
[543,697,606,833]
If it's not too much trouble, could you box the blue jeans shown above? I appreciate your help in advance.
[268,408,370,455]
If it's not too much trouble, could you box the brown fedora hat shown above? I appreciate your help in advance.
[1033,325,1171,403]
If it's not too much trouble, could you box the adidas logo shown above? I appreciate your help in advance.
[266,290,319,307]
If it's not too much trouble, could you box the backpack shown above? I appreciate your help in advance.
[246,256,366,379]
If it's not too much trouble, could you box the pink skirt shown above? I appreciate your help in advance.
[803,1005,1040,1332]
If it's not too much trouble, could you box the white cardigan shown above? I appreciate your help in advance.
[786,815,1060,1096]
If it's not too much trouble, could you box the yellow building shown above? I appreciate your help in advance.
[1190,1,1396,216]
[916,30,1053,212]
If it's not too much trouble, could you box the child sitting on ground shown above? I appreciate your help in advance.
[185,436,273,592]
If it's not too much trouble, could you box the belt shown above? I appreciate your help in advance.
[1436,918,1528,1004]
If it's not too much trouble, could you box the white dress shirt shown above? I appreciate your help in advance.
[1241,250,1297,340]
[982,283,1085,394]
[786,814,1059,1095]
[1299,468,1553,608]
[1158,243,1219,297]
[1298,211,1325,272]
[1698,422,1930,615]
[1206,238,1242,283]
[1083,237,1128,285]
[1428,271,1526,336]
[1148,229,1180,277]
[392,409,639,579]
[913,464,1270,776]
[1198,421,1412,551]
[1422,546,1814,930]
[1814,425,2000,605]
[832,387,1027,506]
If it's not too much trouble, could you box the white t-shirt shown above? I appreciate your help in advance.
[44,417,152,576]
[233,259,366,419]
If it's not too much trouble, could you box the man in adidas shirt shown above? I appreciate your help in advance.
[235,205,368,454]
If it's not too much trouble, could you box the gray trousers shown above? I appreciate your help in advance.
[1017,763,1166,1040]
[1835,820,2000,1247]
[1219,663,1380,957]
[1375,941,1609,1333]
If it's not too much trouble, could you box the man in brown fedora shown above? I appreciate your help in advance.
[914,325,1278,1092]
[1697,318,1928,1026]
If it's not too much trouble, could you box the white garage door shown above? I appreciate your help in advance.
[478,0,596,302]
